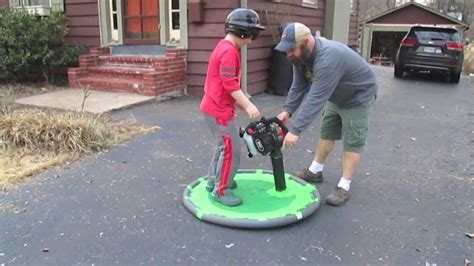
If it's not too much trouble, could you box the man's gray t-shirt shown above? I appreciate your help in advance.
[283,37,378,135]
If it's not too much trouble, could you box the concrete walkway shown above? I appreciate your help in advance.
[14,89,155,114]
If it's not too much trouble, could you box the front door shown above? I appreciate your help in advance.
[123,0,160,44]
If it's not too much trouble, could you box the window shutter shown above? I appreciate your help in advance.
[9,0,22,7]
[51,0,64,12]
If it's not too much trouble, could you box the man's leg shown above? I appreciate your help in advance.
[341,151,361,182]
[325,150,360,206]
[326,99,374,206]
[295,102,342,183]
[315,138,336,164]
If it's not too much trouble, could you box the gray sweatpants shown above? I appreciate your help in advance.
[204,114,241,196]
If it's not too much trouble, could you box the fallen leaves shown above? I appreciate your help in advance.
[466,232,474,239]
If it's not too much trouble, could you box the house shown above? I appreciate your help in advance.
[2,0,359,97]
[360,2,470,64]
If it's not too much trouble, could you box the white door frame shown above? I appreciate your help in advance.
[99,0,188,47]
[99,0,123,45]
[159,0,188,48]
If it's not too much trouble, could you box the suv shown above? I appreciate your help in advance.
[394,26,464,83]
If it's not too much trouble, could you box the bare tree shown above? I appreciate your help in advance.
[358,0,398,20]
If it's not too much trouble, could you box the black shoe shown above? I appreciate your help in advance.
[293,168,323,183]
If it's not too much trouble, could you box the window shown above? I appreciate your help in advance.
[21,0,50,6]
[302,0,318,8]
[12,0,64,14]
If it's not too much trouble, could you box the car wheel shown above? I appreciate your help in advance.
[394,65,403,78]
[450,72,460,83]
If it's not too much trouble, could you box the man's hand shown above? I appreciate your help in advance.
[277,111,291,124]
[282,132,299,150]
[245,104,261,121]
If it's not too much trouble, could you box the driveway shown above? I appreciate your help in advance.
[1,66,473,265]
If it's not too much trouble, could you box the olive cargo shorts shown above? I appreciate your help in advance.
[320,99,375,153]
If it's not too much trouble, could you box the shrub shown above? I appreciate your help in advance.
[0,7,84,83]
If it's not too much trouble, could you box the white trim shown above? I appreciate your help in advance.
[109,0,119,42]
[302,0,318,9]
[168,0,180,43]
[159,0,167,45]
[179,0,188,49]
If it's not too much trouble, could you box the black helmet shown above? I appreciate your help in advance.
[225,8,266,40]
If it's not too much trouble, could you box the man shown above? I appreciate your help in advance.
[275,22,378,206]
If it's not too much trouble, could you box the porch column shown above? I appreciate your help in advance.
[240,0,248,95]
[324,0,351,44]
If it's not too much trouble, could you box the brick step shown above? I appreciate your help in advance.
[87,66,156,79]
[98,55,164,68]
[76,77,146,94]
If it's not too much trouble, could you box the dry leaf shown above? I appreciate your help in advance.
[42,248,50,252]
[225,243,234,248]
[306,149,314,154]
[465,258,472,266]
[410,137,417,141]
[466,232,474,238]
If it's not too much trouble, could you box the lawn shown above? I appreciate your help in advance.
[0,83,156,190]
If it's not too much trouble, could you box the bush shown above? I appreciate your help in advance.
[463,43,474,74]
[0,7,84,83]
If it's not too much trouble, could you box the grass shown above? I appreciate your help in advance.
[0,83,157,190]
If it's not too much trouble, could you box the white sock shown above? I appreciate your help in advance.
[309,160,324,173]
[337,177,351,191]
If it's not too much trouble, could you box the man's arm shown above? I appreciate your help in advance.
[290,64,343,136]
[282,64,308,115]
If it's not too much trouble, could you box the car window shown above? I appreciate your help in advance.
[408,28,460,42]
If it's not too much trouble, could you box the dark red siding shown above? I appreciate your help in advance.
[369,5,457,25]
[248,0,325,95]
[64,0,100,47]
[349,0,360,47]
[186,0,239,96]
[187,0,325,96]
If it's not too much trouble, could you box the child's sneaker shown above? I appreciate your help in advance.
[211,189,242,206]
[205,179,237,192]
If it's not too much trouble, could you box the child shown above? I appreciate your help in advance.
[200,8,265,206]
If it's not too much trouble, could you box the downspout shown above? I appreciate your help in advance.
[240,0,249,96]
[98,0,104,46]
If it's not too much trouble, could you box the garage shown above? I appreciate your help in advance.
[360,2,470,66]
